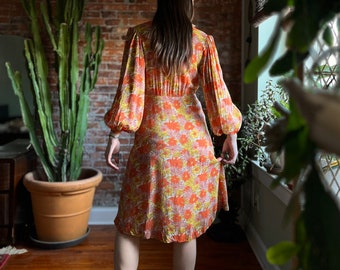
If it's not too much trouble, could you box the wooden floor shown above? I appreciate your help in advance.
[4,225,262,269]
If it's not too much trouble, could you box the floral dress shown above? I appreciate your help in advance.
[104,22,242,243]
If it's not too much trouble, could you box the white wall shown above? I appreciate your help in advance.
[240,163,293,270]
[0,35,33,119]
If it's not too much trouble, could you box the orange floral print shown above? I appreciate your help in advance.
[184,122,195,130]
[179,135,188,144]
[189,194,199,204]
[168,138,177,147]
[165,121,181,131]
[184,210,192,220]
[169,158,183,168]
[104,22,242,243]
[187,157,197,167]
[198,173,208,182]
[197,139,208,147]
[182,171,190,181]
[171,175,180,184]
[170,196,185,207]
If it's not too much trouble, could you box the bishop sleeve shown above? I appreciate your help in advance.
[104,27,145,133]
[199,35,242,136]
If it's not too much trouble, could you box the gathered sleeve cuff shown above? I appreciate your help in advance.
[104,27,145,133]
[199,35,242,136]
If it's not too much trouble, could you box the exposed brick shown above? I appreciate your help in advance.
[0,0,241,207]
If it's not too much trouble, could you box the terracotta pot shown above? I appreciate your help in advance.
[23,168,102,243]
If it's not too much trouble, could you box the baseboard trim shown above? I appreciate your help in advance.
[243,220,281,270]
[89,207,118,225]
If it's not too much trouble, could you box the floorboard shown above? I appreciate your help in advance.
[4,225,262,269]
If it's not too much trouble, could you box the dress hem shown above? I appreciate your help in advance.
[114,214,221,243]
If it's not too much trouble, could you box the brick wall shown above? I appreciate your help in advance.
[0,0,241,207]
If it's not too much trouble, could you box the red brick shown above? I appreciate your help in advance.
[0,0,241,207]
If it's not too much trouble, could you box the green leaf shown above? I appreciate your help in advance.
[263,0,288,15]
[244,29,281,83]
[267,241,300,265]
[269,50,309,76]
[294,216,310,269]
[302,166,340,270]
[285,0,336,52]
[275,101,316,183]
[322,26,333,46]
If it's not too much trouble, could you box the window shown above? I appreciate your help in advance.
[257,15,286,97]
[304,16,340,203]
[255,9,340,203]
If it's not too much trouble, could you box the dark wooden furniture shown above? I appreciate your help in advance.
[0,139,35,246]
[0,132,29,146]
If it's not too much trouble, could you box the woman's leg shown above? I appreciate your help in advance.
[172,239,197,270]
[114,231,140,270]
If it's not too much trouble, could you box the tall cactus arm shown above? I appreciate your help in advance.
[69,16,80,158]
[81,24,104,93]
[66,1,83,180]
[69,25,104,180]
[56,23,72,181]
[56,0,85,25]
[69,60,91,180]
[70,21,79,111]
[70,93,89,180]
[75,0,85,22]
[22,0,58,147]
[5,63,56,182]
[90,26,104,90]
[57,23,71,133]
[24,40,58,168]
[55,0,64,26]
[57,130,69,182]
[15,0,104,182]
[40,2,57,52]
[22,0,50,98]
[21,0,34,21]
[70,21,79,106]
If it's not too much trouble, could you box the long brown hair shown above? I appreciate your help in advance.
[151,0,194,74]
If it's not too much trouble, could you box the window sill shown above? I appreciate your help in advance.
[251,160,292,206]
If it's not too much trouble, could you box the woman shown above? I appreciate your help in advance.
[104,0,242,269]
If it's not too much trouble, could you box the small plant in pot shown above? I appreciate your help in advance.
[220,80,289,186]
[240,79,289,175]
[207,80,288,242]
[5,0,104,247]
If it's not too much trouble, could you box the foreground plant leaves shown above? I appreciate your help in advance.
[300,166,340,270]
[267,241,300,265]
[244,29,281,83]
[245,0,340,269]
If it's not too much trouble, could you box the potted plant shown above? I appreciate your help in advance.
[5,0,104,246]
[207,80,288,243]
[228,79,289,182]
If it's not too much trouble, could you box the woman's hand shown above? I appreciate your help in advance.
[105,136,121,170]
[217,133,238,165]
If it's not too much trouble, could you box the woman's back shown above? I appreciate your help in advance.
[106,21,242,243]
[104,0,242,268]
[122,22,212,97]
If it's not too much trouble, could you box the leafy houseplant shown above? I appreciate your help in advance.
[207,80,288,243]
[6,0,104,182]
[5,0,104,245]
[245,0,340,269]
[225,79,289,183]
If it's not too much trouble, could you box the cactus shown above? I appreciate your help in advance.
[5,0,104,182]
